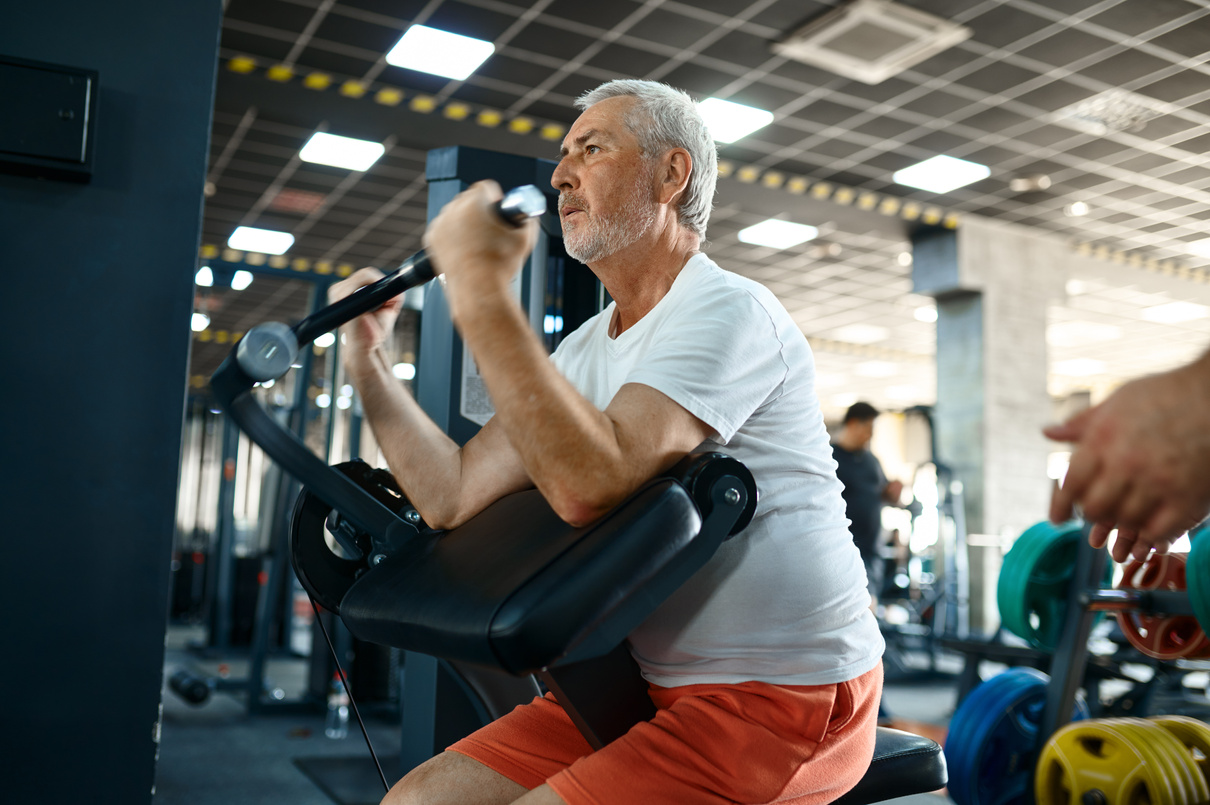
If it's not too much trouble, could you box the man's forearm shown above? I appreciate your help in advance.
[345,347,467,527]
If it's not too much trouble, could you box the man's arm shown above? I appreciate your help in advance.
[1046,348,1210,561]
[428,183,713,526]
[330,269,531,530]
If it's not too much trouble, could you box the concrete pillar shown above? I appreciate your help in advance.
[912,216,1066,633]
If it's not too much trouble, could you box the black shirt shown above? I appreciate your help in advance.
[831,444,887,561]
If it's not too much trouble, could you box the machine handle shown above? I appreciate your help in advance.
[210,184,546,537]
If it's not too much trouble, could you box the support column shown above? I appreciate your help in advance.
[912,216,1064,633]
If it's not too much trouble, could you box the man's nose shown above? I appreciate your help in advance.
[551,158,575,191]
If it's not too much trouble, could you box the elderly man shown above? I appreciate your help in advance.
[331,79,884,805]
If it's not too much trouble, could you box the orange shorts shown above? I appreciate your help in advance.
[449,663,882,805]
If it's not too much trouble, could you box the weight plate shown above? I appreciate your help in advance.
[1151,716,1210,793]
[1115,718,1200,805]
[998,520,1109,651]
[1117,553,1209,660]
[998,522,1074,647]
[1036,720,1174,805]
[945,667,1089,805]
[1187,532,1210,643]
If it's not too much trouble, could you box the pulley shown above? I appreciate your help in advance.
[289,459,429,614]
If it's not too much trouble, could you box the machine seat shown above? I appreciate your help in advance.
[837,727,948,805]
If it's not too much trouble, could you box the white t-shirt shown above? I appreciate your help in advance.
[551,253,884,687]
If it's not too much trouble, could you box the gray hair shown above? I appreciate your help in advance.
[575,80,717,240]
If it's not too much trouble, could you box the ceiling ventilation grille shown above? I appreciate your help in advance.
[1052,90,1171,136]
[771,0,971,85]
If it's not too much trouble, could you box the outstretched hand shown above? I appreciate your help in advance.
[1045,353,1210,561]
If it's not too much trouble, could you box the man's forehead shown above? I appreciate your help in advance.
[561,96,636,150]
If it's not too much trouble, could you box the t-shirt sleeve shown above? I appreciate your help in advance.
[624,290,789,443]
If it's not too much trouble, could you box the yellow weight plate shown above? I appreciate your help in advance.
[1117,718,1203,804]
[1036,720,1176,805]
[1151,716,1210,791]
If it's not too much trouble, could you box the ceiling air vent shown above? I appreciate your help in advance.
[772,0,971,85]
[1052,89,1171,136]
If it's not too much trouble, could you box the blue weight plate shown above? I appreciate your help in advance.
[945,668,1089,805]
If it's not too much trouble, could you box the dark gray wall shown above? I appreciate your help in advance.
[0,3,221,801]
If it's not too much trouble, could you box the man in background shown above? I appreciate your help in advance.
[832,402,904,604]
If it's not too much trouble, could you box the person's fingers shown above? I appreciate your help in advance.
[1116,486,1162,532]
[1080,473,1130,524]
[1050,449,1099,523]
[1043,407,1094,443]
[1143,504,1192,546]
[1088,521,1113,549]
[1110,527,1139,563]
[329,266,384,303]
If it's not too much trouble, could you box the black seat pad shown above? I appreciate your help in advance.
[339,480,710,674]
[834,727,947,805]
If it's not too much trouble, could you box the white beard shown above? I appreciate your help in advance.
[560,167,657,264]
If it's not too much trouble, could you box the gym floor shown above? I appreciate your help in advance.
[154,626,953,805]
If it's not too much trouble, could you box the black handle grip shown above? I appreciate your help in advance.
[210,184,547,539]
[294,183,546,346]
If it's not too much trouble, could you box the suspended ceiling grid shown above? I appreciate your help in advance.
[196,0,1210,416]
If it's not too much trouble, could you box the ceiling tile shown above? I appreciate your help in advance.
[1014,79,1097,112]
[1139,70,1210,103]
[626,8,720,50]
[1088,0,1204,37]
[966,4,1054,49]
[425,0,517,41]
[1147,18,1210,59]
[700,29,777,70]
[543,0,642,30]
[1076,50,1178,87]
[585,43,668,77]
[1016,27,1115,66]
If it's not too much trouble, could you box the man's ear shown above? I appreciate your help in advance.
[658,149,692,206]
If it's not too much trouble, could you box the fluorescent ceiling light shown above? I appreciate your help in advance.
[195,266,213,287]
[316,393,331,409]
[854,360,898,378]
[314,332,337,348]
[191,313,210,332]
[1141,301,1209,323]
[393,362,416,380]
[738,219,818,249]
[386,24,494,80]
[914,305,937,322]
[697,98,774,143]
[1052,358,1106,377]
[231,270,254,291]
[1047,320,1123,348]
[1188,238,1210,259]
[1064,201,1090,217]
[336,395,352,410]
[228,226,294,255]
[299,132,386,171]
[831,323,890,344]
[893,154,990,194]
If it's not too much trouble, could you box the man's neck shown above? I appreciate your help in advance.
[590,217,700,337]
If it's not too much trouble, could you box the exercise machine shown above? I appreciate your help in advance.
[210,184,948,803]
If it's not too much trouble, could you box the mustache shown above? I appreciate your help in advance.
[558,192,588,213]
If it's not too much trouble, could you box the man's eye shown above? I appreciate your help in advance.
[586,144,600,154]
